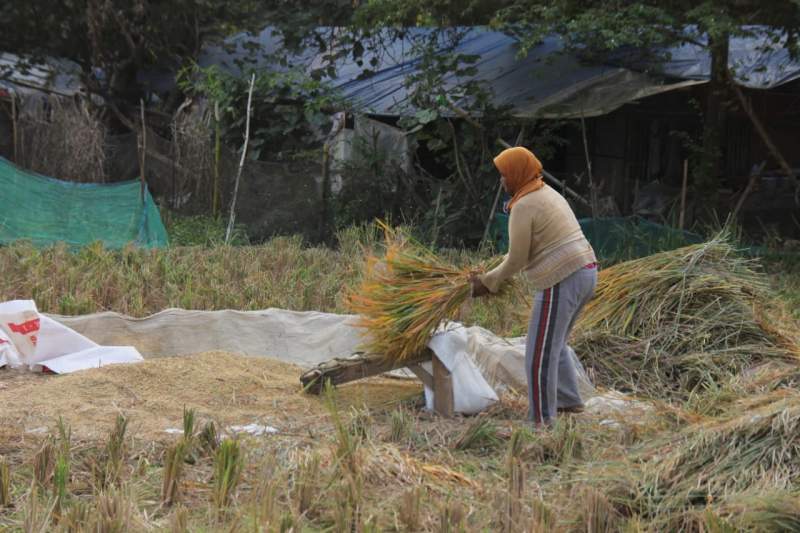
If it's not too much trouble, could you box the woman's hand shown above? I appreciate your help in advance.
[469,275,490,298]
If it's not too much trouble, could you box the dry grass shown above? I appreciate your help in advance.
[0,228,526,336]
[17,97,107,183]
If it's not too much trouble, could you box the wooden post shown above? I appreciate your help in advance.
[320,140,333,244]
[139,99,147,202]
[225,73,256,245]
[11,92,18,163]
[678,159,689,230]
[432,353,454,418]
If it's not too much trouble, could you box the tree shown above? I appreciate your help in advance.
[493,0,800,198]
[268,1,800,201]
[0,0,264,104]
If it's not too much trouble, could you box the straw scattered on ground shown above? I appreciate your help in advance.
[0,352,422,442]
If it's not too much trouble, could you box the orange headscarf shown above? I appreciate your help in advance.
[494,147,545,211]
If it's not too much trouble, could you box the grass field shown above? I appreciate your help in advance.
[0,228,799,532]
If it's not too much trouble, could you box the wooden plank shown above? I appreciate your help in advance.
[300,350,432,394]
[407,364,433,389]
[432,353,454,418]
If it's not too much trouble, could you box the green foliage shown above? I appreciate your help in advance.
[0,0,264,102]
[213,439,243,510]
[199,421,221,455]
[452,417,502,453]
[0,459,10,508]
[166,214,249,246]
[96,414,129,489]
[161,440,188,507]
[494,1,800,57]
[177,64,341,159]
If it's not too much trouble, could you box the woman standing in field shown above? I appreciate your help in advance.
[470,147,597,427]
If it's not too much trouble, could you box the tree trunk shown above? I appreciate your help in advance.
[697,32,730,205]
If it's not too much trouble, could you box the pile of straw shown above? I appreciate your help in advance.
[572,234,797,398]
[636,391,800,528]
[348,223,503,362]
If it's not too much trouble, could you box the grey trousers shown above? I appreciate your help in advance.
[525,265,597,425]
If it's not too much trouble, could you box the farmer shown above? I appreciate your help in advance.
[470,146,597,426]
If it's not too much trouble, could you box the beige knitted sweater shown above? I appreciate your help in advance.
[480,185,596,292]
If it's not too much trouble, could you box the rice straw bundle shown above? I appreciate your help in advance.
[572,233,798,399]
[636,391,800,528]
[347,223,505,362]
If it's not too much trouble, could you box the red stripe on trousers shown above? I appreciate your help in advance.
[532,287,552,424]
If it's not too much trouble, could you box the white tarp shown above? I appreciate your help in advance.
[0,300,142,373]
[51,308,595,415]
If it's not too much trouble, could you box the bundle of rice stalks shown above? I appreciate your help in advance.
[348,222,506,362]
[636,391,800,527]
[572,233,798,399]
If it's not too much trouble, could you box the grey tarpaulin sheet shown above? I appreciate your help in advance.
[50,309,365,368]
[320,29,702,118]
[623,26,800,89]
[173,25,800,119]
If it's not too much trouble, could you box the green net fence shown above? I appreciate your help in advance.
[0,157,168,248]
[490,213,703,263]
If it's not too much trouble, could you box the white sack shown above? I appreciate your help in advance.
[0,300,142,373]
[424,325,499,414]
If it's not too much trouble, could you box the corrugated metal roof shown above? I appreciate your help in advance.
[151,25,800,118]
[0,53,86,98]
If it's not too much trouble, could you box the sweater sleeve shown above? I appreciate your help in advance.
[479,206,533,293]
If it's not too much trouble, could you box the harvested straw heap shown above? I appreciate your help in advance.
[572,233,797,399]
[348,223,503,362]
[630,390,800,529]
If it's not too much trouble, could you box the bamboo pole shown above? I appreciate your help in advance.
[732,161,766,221]
[496,137,591,208]
[580,113,598,218]
[213,100,221,217]
[480,181,504,248]
[139,99,147,202]
[225,73,256,245]
[446,98,592,208]
[732,84,797,202]
[431,185,443,246]
[480,127,525,248]
[678,159,688,230]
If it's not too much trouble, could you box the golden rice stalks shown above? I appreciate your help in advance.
[348,222,503,362]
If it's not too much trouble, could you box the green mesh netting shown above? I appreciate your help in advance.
[0,157,168,248]
[490,213,702,262]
